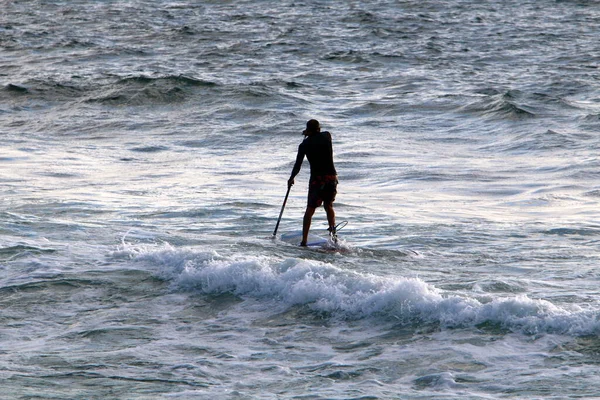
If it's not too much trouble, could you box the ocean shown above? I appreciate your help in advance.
[1,0,599,398]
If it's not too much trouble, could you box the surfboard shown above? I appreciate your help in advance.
[280,231,331,248]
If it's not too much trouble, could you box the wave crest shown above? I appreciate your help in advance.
[118,243,600,336]
[86,74,217,105]
[463,90,536,119]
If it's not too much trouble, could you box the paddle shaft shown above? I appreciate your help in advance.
[272,185,291,237]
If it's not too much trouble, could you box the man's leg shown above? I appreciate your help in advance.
[301,206,316,246]
[324,201,336,233]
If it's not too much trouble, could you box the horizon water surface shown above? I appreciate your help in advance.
[1,1,600,399]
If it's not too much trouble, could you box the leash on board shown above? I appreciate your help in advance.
[328,221,348,243]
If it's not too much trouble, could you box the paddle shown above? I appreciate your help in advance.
[272,185,291,237]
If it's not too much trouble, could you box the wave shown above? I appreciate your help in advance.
[584,189,600,198]
[4,84,29,94]
[116,243,600,337]
[115,75,217,88]
[129,145,170,153]
[85,74,217,106]
[2,80,86,104]
[462,90,536,119]
[324,50,370,64]
[0,244,56,261]
[488,129,585,153]
[2,75,218,107]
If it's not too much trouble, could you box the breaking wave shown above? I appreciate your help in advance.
[116,242,600,337]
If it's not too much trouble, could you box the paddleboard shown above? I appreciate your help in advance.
[280,231,331,248]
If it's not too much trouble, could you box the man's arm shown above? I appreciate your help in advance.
[288,144,305,187]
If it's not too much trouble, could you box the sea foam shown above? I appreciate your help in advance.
[119,242,600,336]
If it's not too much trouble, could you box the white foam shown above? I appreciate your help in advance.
[120,242,600,336]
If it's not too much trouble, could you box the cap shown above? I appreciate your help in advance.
[302,119,320,135]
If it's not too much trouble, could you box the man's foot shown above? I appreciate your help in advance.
[300,241,307,247]
[328,226,338,243]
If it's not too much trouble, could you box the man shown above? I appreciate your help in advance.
[288,119,338,246]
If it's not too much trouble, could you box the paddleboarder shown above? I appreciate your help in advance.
[288,119,338,246]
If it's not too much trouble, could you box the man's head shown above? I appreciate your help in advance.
[302,119,320,136]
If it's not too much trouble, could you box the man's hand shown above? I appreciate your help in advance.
[288,178,295,188]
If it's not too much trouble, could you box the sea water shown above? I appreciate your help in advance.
[1,1,599,398]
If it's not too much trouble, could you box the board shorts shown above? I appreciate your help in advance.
[307,175,338,208]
